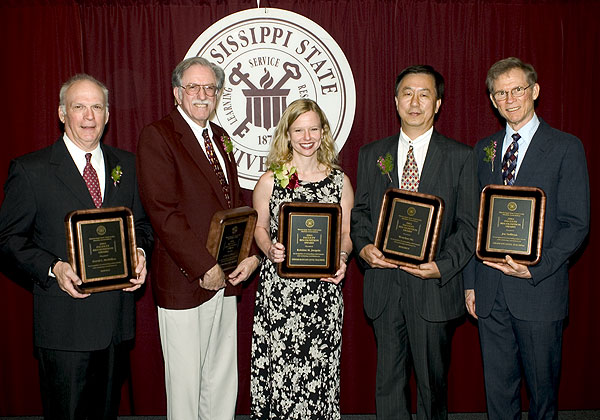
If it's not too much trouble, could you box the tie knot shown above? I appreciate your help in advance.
[202,129,210,141]
[512,133,521,142]
[85,153,92,163]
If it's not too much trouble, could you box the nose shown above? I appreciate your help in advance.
[83,106,94,119]
[410,93,420,106]
[197,86,208,99]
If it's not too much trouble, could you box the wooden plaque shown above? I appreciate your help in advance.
[277,202,341,279]
[206,206,257,273]
[374,188,444,268]
[476,185,546,265]
[65,206,138,293]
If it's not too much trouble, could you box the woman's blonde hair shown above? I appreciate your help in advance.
[266,99,340,171]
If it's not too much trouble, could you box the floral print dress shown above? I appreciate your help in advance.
[250,169,345,420]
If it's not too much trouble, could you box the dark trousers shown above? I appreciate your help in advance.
[478,281,563,420]
[35,341,129,420]
[372,277,455,420]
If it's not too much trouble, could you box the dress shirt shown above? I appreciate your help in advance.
[177,106,229,183]
[397,126,433,182]
[501,114,540,179]
[63,134,105,199]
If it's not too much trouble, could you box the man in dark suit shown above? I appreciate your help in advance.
[351,65,477,420]
[464,57,589,420]
[136,57,260,420]
[0,74,153,419]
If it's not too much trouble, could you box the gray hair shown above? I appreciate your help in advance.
[59,74,109,113]
[171,57,225,91]
[486,57,538,93]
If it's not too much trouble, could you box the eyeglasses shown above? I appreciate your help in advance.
[180,84,218,97]
[492,84,532,101]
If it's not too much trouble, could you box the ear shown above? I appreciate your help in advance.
[532,83,540,101]
[58,106,65,123]
[173,87,182,105]
[105,109,110,124]
[489,94,498,109]
[434,98,442,114]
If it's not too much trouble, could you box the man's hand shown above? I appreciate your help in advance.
[359,244,398,269]
[228,255,260,286]
[53,261,90,299]
[123,249,147,292]
[483,255,531,278]
[200,263,226,290]
[400,262,441,279]
[465,289,477,319]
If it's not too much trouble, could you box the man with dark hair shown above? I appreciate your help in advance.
[464,57,589,420]
[136,57,260,420]
[351,65,477,419]
[0,74,153,419]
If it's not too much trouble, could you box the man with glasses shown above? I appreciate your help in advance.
[136,57,260,420]
[464,57,589,419]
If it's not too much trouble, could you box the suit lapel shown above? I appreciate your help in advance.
[172,110,230,209]
[50,139,96,209]
[102,145,120,206]
[514,120,549,186]
[419,130,442,192]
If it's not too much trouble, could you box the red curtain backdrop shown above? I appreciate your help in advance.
[1,0,598,415]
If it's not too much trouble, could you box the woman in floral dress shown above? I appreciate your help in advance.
[250,99,354,419]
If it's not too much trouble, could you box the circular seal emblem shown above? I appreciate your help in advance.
[407,207,416,217]
[305,218,315,228]
[96,225,107,236]
[185,8,356,189]
[507,201,517,211]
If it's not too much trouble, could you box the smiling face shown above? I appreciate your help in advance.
[174,64,218,127]
[58,80,109,152]
[288,110,323,159]
[395,73,441,139]
[490,68,539,131]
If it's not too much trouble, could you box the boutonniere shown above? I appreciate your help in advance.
[270,164,299,190]
[111,165,122,186]
[377,153,394,183]
[483,140,497,172]
[221,135,233,154]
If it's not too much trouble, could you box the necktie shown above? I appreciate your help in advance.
[502,133,520,186]
[400,145,419,192]
[83,153,102,208]
[202,129,231,208]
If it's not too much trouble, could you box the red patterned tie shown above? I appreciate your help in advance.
[400,145,419,192]
[502,133,520,186]
[202,129,231,208]
[83,153,102,208]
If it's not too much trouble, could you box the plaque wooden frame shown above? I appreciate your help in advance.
[206,206,258,273]
[374,188,445,268]
[277,202,341,279]
[65,206,138,293]
[476,185,546,265]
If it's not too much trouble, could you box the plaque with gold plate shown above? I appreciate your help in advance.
[65,206,138,293]
[277,202,341,279]
[476,185,546,265]
[374,188,445,267]
[206,206,258,273]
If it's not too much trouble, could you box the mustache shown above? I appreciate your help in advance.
[192,99,211,106]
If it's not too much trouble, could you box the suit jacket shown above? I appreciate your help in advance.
[0,138,153,351]
[137,109,250,310]
[351,130,478,322]
[463,119,590,321]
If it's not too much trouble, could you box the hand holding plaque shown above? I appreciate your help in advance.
[206,206,258,273]
[65,206,139,293]
[277,202,341,279]
[374,188,444,268]
[476,185,546,265]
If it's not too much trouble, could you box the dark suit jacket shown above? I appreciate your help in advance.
[464,119,590,321]
[137,109,250,310]
[0,138,153,351]
[351,130,478,322]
